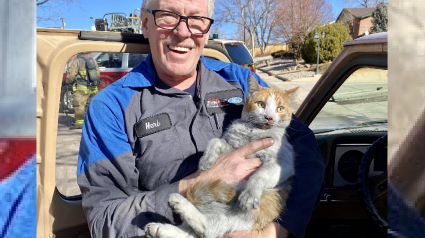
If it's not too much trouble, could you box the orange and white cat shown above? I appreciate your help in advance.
[145,75,299,238]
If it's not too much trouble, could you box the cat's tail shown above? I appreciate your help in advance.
[186,179,237,206]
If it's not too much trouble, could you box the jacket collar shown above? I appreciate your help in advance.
[121,54,232,88]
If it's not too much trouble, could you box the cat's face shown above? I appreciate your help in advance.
[241,76,298,129]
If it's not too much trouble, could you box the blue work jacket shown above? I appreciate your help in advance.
[77,54,324,238]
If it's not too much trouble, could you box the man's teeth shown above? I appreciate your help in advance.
[169,45,190,52]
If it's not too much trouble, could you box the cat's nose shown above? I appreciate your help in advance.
[265,116,273,121]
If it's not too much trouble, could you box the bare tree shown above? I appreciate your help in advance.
[274,0,333,61]
[37,0,79,23]
[254,3,278,55]
[37,0,50,5]
[215,0,278,57]
[342,0,387,8]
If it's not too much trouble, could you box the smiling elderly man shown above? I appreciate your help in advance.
[76,0,324,237]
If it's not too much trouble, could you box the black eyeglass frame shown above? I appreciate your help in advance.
[146,9,214,35]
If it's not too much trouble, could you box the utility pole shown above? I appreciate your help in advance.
[244,27,246,45]
[314,32,325,75]
[60,17,65,29]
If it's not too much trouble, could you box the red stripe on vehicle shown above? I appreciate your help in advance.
[0,138,36,180]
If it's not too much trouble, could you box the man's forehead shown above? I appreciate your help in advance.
[154,0,208,14]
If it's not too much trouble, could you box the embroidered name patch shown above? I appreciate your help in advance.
[205,89,245,116]
[134,113,172,138]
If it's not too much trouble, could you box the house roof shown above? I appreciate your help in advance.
[337,8,376,22]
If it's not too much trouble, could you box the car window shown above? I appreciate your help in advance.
[224,44,253,65]
[96,52,123,68]
[310,67,388,133]
[128,53,148,68]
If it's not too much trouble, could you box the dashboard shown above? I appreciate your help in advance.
[311,131,387,220]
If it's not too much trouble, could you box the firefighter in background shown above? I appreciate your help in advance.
[65,52,101,129]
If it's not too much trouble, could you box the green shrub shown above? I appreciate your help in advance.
[301,22,352,63]
[271,50,295,59]
[372,1,388,33]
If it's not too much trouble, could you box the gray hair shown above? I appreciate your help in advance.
[142,0,215,18]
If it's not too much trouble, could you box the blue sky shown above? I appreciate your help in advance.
[37,0,346,38]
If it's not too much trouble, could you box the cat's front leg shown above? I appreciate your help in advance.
[238,163,281,211]
[238,188,262,211]
[168,193,208,237]
[199,138,232,171]
[144,222,197,238]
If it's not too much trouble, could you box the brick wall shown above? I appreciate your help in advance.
[358,16,374,36]
[349,16,374,39]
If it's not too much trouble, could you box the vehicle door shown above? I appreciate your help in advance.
[296,33,388,236]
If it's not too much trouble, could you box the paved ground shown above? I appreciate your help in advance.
[56,110,82,196]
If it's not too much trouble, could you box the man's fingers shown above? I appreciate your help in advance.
[244,157,262,169]
[239,138,274,158]
[240,158,262,180]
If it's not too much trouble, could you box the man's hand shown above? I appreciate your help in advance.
[204,137,274,183]
[179,138,274,195]
[219,222,290,238]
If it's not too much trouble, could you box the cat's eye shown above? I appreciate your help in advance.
[276,106,285,113]
[256,101,266,108]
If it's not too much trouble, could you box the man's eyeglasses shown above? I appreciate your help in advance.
[146,9,214,35]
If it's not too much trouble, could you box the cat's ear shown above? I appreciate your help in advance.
[248,75,262,96]
[285,86,299,98]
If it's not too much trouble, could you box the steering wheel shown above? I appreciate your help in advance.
[358,135,388,230]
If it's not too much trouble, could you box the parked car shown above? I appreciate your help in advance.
[37,28,388,237]
[208,39,256,73]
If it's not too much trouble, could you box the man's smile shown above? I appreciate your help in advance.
[168,45,192,53]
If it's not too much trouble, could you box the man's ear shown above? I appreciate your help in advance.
[141,9,149,38]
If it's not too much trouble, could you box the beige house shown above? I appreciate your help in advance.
[336,8,376,39]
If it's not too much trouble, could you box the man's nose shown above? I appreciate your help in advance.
[173,20,191,38]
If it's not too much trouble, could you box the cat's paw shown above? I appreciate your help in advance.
[145,223,182,238]
[144,223,163,238]
[198,157,213,171]
[168,193,186,213]
[238,190,261,211]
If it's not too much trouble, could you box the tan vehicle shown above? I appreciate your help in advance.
[208,39,256,73]
[37,28,388,237]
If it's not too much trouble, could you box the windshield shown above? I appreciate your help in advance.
[310,67,388,133]
[224,44,253,65]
